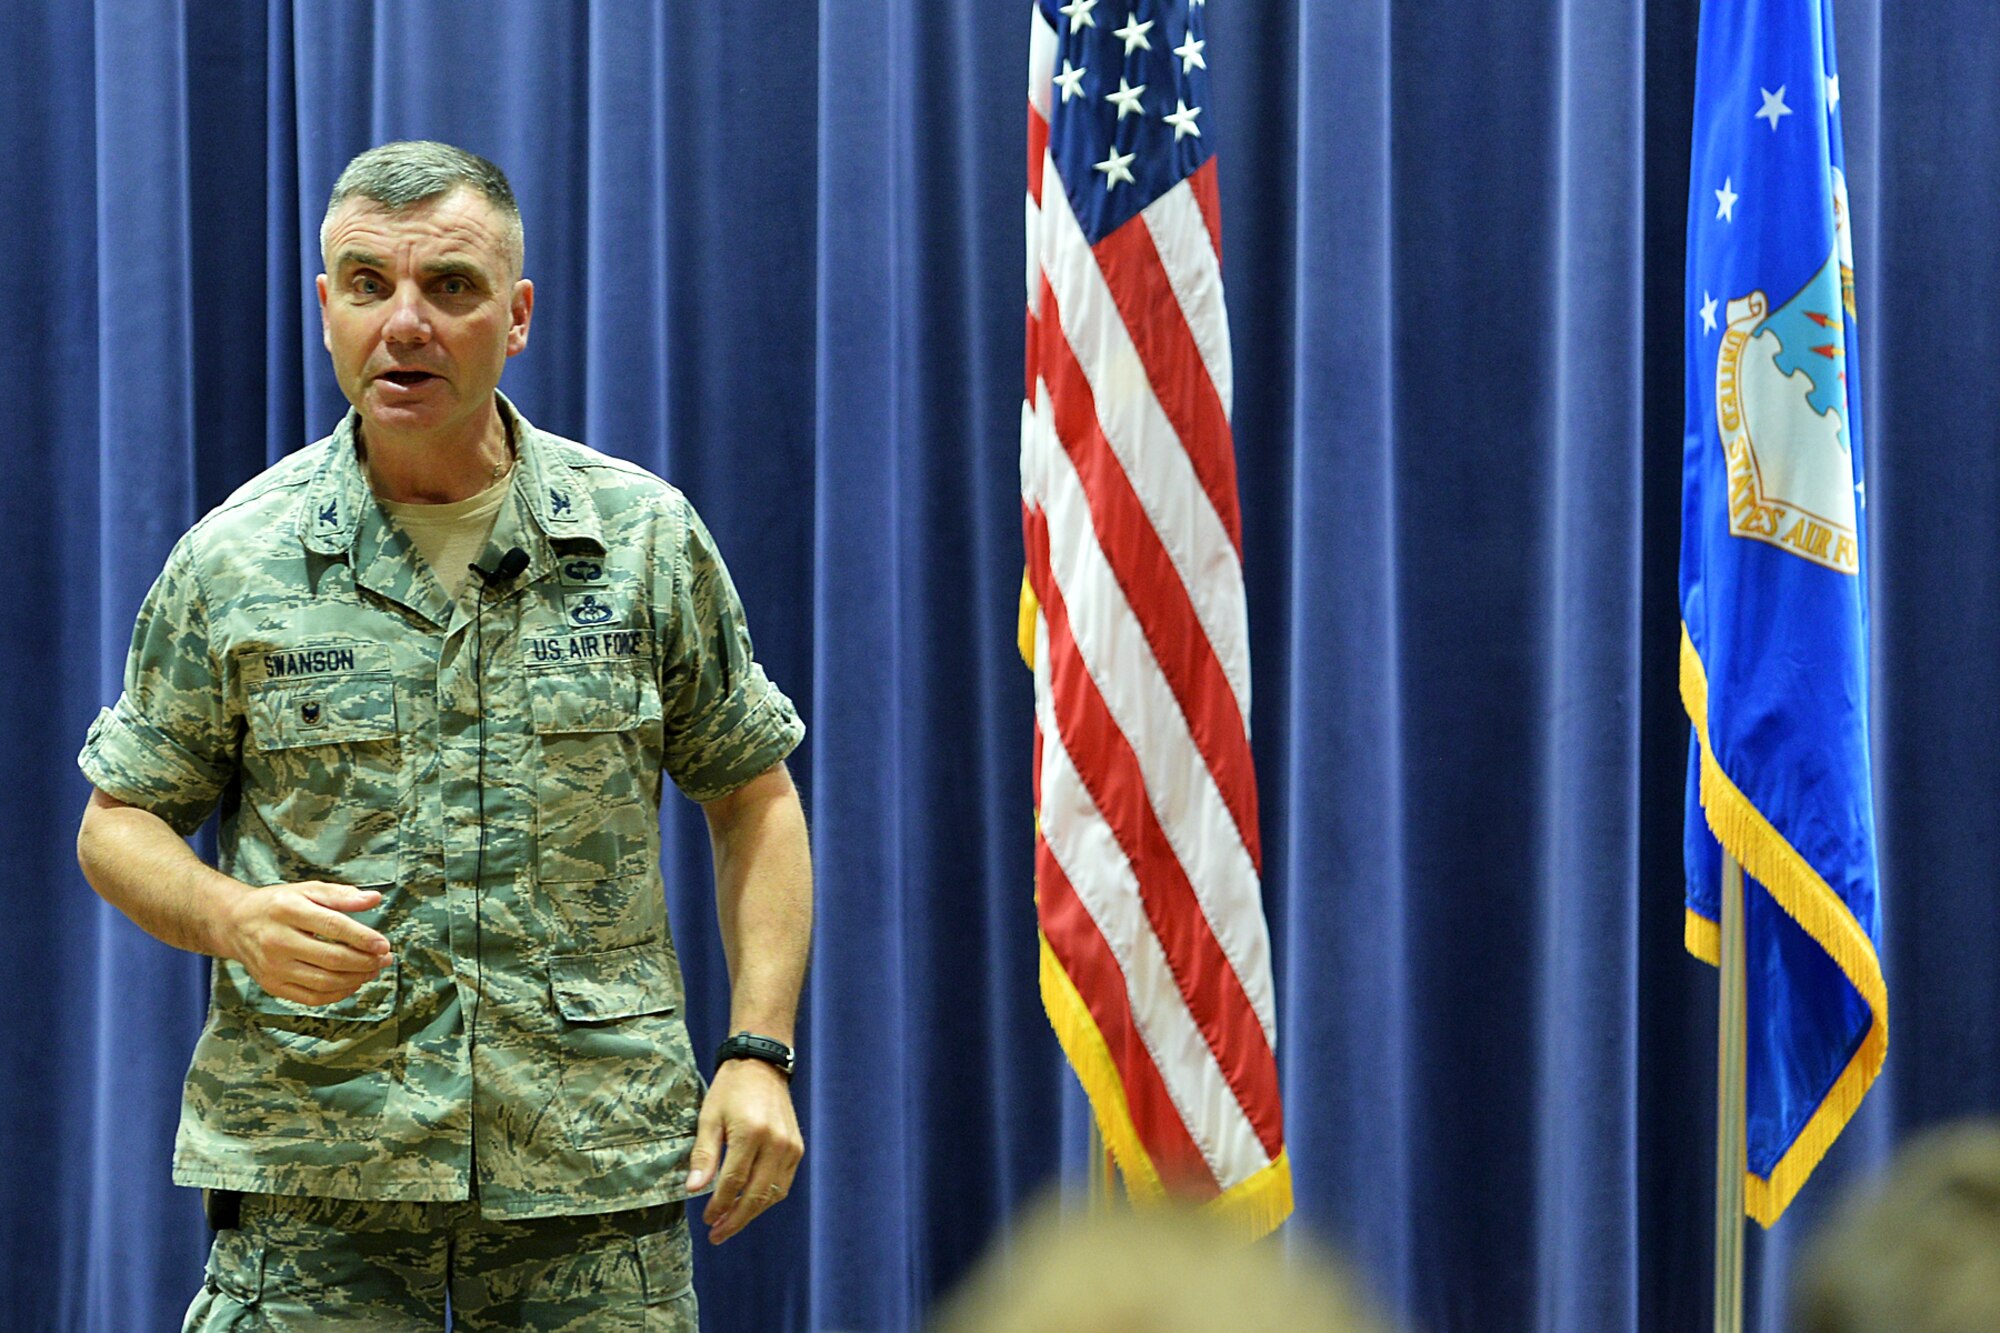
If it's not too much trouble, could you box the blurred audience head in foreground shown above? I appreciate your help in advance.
[1793,1119,2000,1333]
[931,1194,1392,1333]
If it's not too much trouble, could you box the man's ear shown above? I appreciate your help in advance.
[507,279,535,357]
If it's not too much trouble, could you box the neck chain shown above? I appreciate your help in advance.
[353,412,518,488]
[491,413,518,481]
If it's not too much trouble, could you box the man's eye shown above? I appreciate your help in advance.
[353,276,382,296]
[439,278,470,296]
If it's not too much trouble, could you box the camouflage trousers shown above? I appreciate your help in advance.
[180,1193,696,1331]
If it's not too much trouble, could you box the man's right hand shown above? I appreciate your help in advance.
[76,791,394,1001]
[220,882,392,1005]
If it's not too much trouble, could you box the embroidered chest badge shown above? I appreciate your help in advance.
[566,593,615,627]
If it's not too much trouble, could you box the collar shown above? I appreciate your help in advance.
[298,393,607,561]
[297,395,607,630]
[297,411,373,558]
[505,395,606,554]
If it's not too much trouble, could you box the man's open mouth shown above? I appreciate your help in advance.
[381,370,438,387]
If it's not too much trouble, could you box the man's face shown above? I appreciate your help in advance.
[316,188,532,444]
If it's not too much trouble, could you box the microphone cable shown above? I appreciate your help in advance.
[465,546,527,1186]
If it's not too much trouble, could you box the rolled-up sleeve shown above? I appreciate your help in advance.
[658,504,804,803]
[78,537,235,834]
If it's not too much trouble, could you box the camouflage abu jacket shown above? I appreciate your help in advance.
[78,397,804,1219]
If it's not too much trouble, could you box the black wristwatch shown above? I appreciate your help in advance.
[715,1032,796,1079]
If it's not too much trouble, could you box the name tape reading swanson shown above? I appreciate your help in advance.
[262,646,361,679]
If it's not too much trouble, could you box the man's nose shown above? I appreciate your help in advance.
[382,284,431,344]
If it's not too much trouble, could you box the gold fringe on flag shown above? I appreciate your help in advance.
[1679,624,1888,1226]
[1037,930,1293,1240]
[1018,571,1040,669]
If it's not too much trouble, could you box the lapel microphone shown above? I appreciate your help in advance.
[470,547,530,588]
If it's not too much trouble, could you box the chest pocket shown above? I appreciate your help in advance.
[531,664,663,883]
[243,671,402,885]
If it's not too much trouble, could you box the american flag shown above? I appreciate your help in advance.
[1021,0,1290,1235]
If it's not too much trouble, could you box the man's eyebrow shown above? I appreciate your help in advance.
[421,258,489,282]
[332,250,386,274]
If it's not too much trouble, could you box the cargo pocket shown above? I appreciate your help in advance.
[212,957,401,1138]
[242,671,402,885]
[182,1229,264,1331]
[638,1210,697,1329]
[530,665,663,883]
[550,945,700,1150]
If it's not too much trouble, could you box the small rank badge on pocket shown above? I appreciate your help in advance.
[299,700,324,726]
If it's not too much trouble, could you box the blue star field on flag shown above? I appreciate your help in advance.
[1041,0,1213,242]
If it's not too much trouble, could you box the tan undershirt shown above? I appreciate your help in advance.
[376,475,512,604]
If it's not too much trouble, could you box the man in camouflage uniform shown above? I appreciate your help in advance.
[75,141,812,1330]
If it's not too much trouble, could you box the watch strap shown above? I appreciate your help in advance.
[716,1031,795,1078]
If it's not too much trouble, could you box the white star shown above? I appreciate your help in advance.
[1715,177,1738,222]
[1700,292,1718,333]
[1053,60,1087,102]
[1059,0,1096,30]
[1855,479,1865,508]
[1174,33,1207,74]
[1756,85,1792,131]
[1114,15,1155,55]
[1094,147,1137,191]
[1163,99,1203,141]
[1105,77,1147,120]
[1826,74,1840,110]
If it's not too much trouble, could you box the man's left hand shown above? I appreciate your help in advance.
[685,1058,803,1244]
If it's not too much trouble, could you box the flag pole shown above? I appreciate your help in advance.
[1713,851,1747,1333]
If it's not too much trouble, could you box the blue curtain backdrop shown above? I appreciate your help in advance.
[4,0,1997,1328]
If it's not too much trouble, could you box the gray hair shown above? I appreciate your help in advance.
[320,140,524,275]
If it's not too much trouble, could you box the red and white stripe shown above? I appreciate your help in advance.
[1023,4,1286,1206]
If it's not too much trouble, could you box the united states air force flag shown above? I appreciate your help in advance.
[1681,0,1886,1226]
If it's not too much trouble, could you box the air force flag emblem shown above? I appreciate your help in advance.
[1714,169,1860,575]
